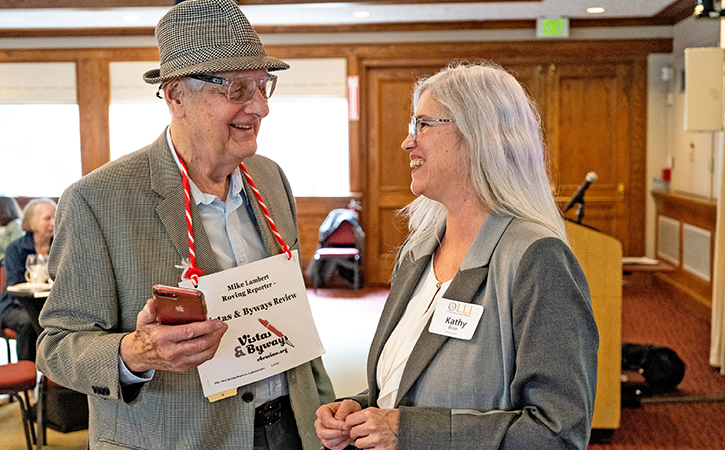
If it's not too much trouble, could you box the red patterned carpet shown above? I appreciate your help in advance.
[589,275,725,449]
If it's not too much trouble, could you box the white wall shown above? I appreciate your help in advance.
[647,53,675,258]
[668,16,722,198]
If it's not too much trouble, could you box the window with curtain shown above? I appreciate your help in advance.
[0,62,81,197]
[109,61,172,161]
[109,58,350,197]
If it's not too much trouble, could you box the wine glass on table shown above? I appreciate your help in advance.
[25,254,48,285]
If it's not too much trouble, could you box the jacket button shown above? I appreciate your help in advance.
[242,392,254,403]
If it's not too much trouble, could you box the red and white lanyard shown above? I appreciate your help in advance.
[176,154,291,287]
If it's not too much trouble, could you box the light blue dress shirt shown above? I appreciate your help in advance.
[119,129,288,407]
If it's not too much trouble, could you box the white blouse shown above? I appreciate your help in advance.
[376,258,452,409]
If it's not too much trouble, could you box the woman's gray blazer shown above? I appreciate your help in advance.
[36,131,334,449]
[358,213,598,450]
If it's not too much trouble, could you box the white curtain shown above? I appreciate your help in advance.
[710,14,725,375]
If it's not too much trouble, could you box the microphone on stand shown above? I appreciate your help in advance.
[564,172,598,213]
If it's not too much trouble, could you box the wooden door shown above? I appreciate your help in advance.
[362,59,646,285]
[364,65,441,284]
[546,62,643,255]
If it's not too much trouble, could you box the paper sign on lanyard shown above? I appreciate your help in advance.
[180,250,325,401]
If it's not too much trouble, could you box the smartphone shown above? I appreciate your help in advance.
[152,285,207,325]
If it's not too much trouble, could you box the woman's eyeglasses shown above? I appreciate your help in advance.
[409,116,455,142]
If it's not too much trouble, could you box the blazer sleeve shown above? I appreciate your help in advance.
[36,184,132,402]
[397,238,599,450]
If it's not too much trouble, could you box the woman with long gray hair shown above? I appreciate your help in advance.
[316,62,598,450]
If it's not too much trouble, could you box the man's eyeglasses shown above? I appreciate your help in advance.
[187,73,278,103]
[408,116,455,142]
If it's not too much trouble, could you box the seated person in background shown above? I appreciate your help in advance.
[315,62,599,450]
[0,196,23,262]
[0,197,56,361]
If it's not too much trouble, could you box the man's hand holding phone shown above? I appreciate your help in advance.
[152,285,208,325]
[119,286,228,374]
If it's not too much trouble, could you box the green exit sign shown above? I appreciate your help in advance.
[537,17,570,39]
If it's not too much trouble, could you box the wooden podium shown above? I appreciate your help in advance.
[565,221,622,431]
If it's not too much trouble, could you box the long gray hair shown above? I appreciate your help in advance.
[401,61,565,255]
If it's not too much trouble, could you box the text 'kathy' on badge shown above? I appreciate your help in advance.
[429,299,484,340]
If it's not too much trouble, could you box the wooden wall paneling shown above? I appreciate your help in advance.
[505,62,547,121]
[552,61,638,256]
[364,65,441,284]
[555,63,619,183]
[627,58,649,257]
[364,66,382,284]
[366,69,402,283]
[613,62,633,254]
[0,47,159,63]
[76,58,111,175]
[350,39,672,63]
[347,52,363,194]
[543,63,560,187]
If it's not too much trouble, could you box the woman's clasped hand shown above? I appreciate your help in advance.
[315,400,400,450]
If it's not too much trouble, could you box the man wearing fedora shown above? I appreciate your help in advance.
[36,0,334,448]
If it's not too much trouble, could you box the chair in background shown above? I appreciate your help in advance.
[2,328,17,364]
[308,207,365,294]
[312,220,361,293]
[0,360,38,450]
[1,264,18,366]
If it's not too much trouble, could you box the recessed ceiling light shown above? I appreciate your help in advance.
[353,11,370,19]
[122,15,141,23]
[586,7,606,14]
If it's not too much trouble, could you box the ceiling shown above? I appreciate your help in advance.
[0,0,698,30]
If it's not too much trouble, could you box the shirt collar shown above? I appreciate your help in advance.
[166,127,247,206]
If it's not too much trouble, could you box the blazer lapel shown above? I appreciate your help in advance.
[367,253,431,403]
[240,169,278,257]
[150,131,219,276]
[395,213,514,407]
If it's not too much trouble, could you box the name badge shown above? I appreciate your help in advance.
[428,299,483,340]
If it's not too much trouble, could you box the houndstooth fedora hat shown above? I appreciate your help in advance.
[143,0,289,84]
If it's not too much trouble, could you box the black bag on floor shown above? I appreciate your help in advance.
[621,343,686,393]
[32,381,89,433]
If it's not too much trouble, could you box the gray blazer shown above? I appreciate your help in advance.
[36,131,334,450]
[357,213,598,450]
